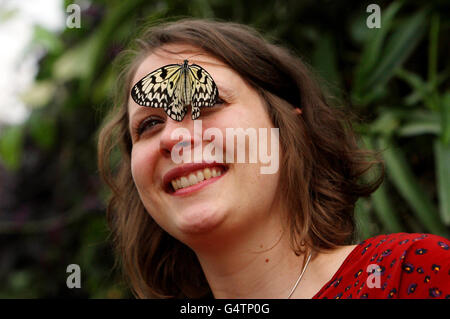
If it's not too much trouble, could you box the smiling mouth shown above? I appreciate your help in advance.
[166,165,228,194]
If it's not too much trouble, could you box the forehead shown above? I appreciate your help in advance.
[131,43,229,87]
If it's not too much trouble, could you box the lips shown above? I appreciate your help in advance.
[162,162,228,194]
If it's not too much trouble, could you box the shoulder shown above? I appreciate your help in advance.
[359,233,449,258]
[388,233,450,298]
[359,233,450,299]
[313,233,450,299]
[347,232,449,272]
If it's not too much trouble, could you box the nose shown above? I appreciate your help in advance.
[159,114,195,158]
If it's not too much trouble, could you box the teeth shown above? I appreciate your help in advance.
[188,173,198,185]
[170,167,225,191]
[204,168,211,179]
[180,177,189,188]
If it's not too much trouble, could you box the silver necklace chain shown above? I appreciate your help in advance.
[287,252,312,299]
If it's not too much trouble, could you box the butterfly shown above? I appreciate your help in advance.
[131,60,219,121]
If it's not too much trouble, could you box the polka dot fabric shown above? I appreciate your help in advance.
[313,233,450,299]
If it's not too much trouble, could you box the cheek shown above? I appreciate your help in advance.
[130,143,158,192]
[245,164,280,199]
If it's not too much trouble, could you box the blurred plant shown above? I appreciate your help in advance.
[0,0,448,298]
[350,2,450,239]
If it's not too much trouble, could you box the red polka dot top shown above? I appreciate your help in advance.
[312,233,450,299]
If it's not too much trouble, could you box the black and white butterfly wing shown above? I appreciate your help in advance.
[166,69,188,121]
[131,64,182,111]
[188,64,219,120]
[131,61,218,122]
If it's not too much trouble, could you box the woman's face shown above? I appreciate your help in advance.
[128,44,282,247]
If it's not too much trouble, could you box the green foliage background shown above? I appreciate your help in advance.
[0,0,449,298]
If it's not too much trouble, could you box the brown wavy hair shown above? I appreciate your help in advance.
[97,18,384,298]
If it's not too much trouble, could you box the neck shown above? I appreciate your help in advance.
[191,212,308,298]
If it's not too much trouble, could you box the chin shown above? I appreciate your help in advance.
[175,205,226,235]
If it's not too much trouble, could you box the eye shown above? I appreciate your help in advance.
[215,97,226,106]
[136,116,164,136]
[201,98,226,114]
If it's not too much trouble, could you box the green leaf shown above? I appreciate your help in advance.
[355,198,376,241]
[354,7,428,105]
[402,71,449,107]
[312,33,342,95]
[21,80,57,108]
[396,68,429,103]
[368,10,426,91]
[53,33,100,81]
[441,92,450,144]
[396,68,441,110]
[81,0,166,96]
[0,7,18,23]
[361,136,404,233]
[371,109,440,137]
[29,114,57,150]
[371,183,405,233]
[354,1,403,92]
[32,25,64,54]
[190,0,215,18]
[398,122,440,137]
[397,110,441,137]
[9,271,32,292]
[428,13,439,87]
[369,111,400,137]
[0,125,24,171]
[349,12,371,45]
[435,140,450,225]
[380,137,448,236]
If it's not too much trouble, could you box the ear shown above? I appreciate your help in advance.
[293,108,302,115]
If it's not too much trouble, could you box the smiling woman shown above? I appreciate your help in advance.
[97,19,450,299]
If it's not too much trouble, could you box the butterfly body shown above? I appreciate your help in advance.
[131,60,219,121]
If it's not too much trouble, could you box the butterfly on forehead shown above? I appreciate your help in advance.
[131,60,219,121]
